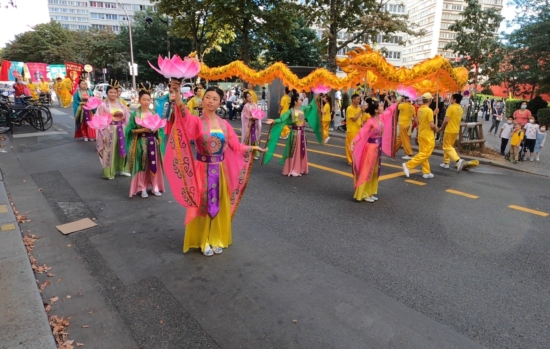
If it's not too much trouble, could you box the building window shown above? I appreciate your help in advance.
[92,24,106,30]
[91,12,105,19]
[90,1,103,7]
[386,51,401,59]
[104,2,117,9]
[105,14,117,20]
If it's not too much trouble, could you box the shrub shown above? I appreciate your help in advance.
[538,108,550,127]
[480,88,494,95]
[505,98,527,118]
[527,95,549,116]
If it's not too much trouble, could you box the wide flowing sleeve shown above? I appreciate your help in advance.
[124,111,138,153]
[262,110,292,165]
[72,90,81,116]
[303,99,323,144]
[162,104,202,212]
[380,103,398,157]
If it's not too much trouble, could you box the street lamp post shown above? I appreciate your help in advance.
[115,0,136,93]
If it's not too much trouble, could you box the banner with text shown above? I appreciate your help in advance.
[65,61,84,94]
[26,63,49,82]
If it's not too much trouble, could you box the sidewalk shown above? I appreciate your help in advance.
[0,169,56,348]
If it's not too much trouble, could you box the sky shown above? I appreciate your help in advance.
[0,0,50,47]
[0,0,517,48]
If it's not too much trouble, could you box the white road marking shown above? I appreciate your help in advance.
[50,108,69,116]
[13,131,68,138]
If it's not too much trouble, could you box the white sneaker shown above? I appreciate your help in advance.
[90,138,96,142]
[402,163,410,178]
[119,172,131,177]
[440,163,449,169]
[203,246,214,257]
[536,157,540,161]
[324,137,330,144]
[422,173,435,179]
[84,137,89,142]
[212,246,223,255]
[456,159,464,172]
[254,156,259,160]
[141,191,149,198]
[402,155,413,160]
[363,196,375,202]
[152,190,162,197]
[329,128,334,131]
[371,196,378,201]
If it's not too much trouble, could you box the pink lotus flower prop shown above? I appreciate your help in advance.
[311,84,331,94]
[148,54,200,79]
[397,85,417,101]
[83,96,102,110]
[183,90,194,99]
[251,108,265,120]
[135,113,167,132]
[88,113,112,130]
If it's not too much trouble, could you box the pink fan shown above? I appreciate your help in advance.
[135,113,167,132]
[88,113,112,130]
[148,54,200,79]
[396,85,417,100]
[183,90,194,99]
[311,84,331,94]
[83,96,102,110]
[251,108,265,120]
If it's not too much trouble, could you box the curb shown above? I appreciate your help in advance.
[0,172,57,349]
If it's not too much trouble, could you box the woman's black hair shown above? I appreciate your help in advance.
[325,95,332,113]
[243,91,252,105]
[78,79,87,86]
[138,90,151,99]
[289,92,301,109]
[204,86,224,101]
[106,85,117,93]
[368,100,380,116]
[193,86,200,93]
[285,86,290,95]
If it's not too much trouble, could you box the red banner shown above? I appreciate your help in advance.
[0,60,10,81]
[65,61,84,94]
[26,62,48,82]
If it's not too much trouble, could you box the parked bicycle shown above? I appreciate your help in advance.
[0,94,53,134]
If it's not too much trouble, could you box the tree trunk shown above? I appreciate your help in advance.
[241,19,250,64]
[326,0,338,73]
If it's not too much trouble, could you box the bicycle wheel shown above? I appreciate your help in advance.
[30,108,52,131]
[216,107,227,119]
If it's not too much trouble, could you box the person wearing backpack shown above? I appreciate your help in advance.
[509,123,524,164]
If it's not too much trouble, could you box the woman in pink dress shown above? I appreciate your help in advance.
[263,92,323,176]
[513,101,532,127]
[351,100,397,202]
[164,81,266,257]
[240,91,262,160]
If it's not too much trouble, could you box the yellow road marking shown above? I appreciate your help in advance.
[0,204,8,213]
[1,223,15,231]
[445,189,479,199]
[271,154,418,180]
[405,179,426,186]
[508,205,548,217]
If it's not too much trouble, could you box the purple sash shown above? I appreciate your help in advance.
[111,120,126,158]
[83,109,92,123]
[292,125,306,158]
[142,133,158,174]
[250,120,257,144]
[196,153,225,218]
[368,137,382,177]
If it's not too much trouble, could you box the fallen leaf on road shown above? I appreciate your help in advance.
[66,295,71,299]
[82,325,89,328]
[39,280,51,292]
[23,180,26,183]
[292,319,298,323]
[76,343,85,347]
[160,320,164,324]
[67,244,72,247]
[44,304,51,313]
[50,296,59,304]
[88,311,92,315]
[57,278,62,282]
[47,273,55,277]
[38,188,43,191]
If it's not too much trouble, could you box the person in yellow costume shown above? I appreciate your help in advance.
[27,79,39,100]
[279,87,291,140]
[59,77,73,108]
[345,94,369,165]
[322,94,332,143]
[245,83,258,103]
[38,78,50,94]
[394,96,415,159]
[186,86,203,116]
[439,93,465,172]
[402,93,437,179]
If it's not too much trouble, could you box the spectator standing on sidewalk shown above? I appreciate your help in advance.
[513,101,531,127]
[226,91,236,120]
[534,125,547,161]
[523,116,540,161]
[489,101,504,136]
[499,117,514,156]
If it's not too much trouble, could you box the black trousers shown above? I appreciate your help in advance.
[524,138,536,153]
[500,137,509,155]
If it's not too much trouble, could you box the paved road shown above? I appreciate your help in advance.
[2,107,549,349]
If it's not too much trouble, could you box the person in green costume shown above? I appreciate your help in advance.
[263,90,323,176]
[125,90,166,198]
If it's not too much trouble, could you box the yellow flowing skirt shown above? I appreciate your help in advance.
[59,89,72,108]
[184,165,232,253]
[353,160,379,201]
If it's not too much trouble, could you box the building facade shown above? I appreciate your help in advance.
[401,0,504,67]
[47,0,155,32]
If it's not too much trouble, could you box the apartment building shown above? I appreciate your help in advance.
[47,0,155,32]
[401,0,504,67]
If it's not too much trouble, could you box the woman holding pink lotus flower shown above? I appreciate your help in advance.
[241,91,264,160]
[96,85,131,180]
[125,90,166,198]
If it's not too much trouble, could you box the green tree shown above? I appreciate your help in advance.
[444,0,504,92]
[151,0,235,61]
[303,0,422,72]
[264,17,323,67]
[117,10,194,83]
[500,0,550,97]
[203,33,262,68]
[1,0,16,9]
[2,21,76,63]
